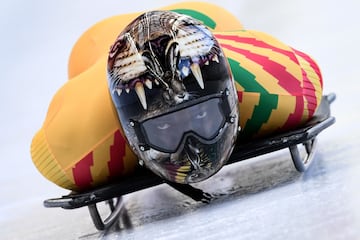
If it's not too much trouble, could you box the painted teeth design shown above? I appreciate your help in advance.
[108,10,224,111]
[212,54,219,63]
[113,52,221,107]
[190,63,204,89]
[144,79,152,89]
[116,88,122,96]
[175,172,188,177]
[175,175,186,182]
[135,82,147,110]
[181,66,190,77]
[178,165,191,171]
[114,81,149,110]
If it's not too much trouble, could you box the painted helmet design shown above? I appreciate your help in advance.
[107,10,239,183]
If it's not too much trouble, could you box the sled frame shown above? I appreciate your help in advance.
[43,93,336,230]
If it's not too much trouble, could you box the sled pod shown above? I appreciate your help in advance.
[217,31,323,139]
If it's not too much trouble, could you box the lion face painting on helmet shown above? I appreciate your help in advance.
[107,10,239,184]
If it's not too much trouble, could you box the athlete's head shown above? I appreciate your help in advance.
[107,10,239,183]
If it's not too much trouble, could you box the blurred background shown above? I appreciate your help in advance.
[1,0,359,239]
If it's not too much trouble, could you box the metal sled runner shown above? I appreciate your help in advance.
[44,93,336,231]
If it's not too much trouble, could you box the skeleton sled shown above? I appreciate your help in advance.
[30,2,336,230]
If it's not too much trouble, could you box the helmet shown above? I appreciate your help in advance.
[107,10,239,184]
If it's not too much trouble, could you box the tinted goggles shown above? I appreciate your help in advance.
[131,89,235,153]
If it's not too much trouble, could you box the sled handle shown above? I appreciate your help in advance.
[289,138,317,172]
[88,197,124,230]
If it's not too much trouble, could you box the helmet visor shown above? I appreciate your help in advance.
[133,92,232,153]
